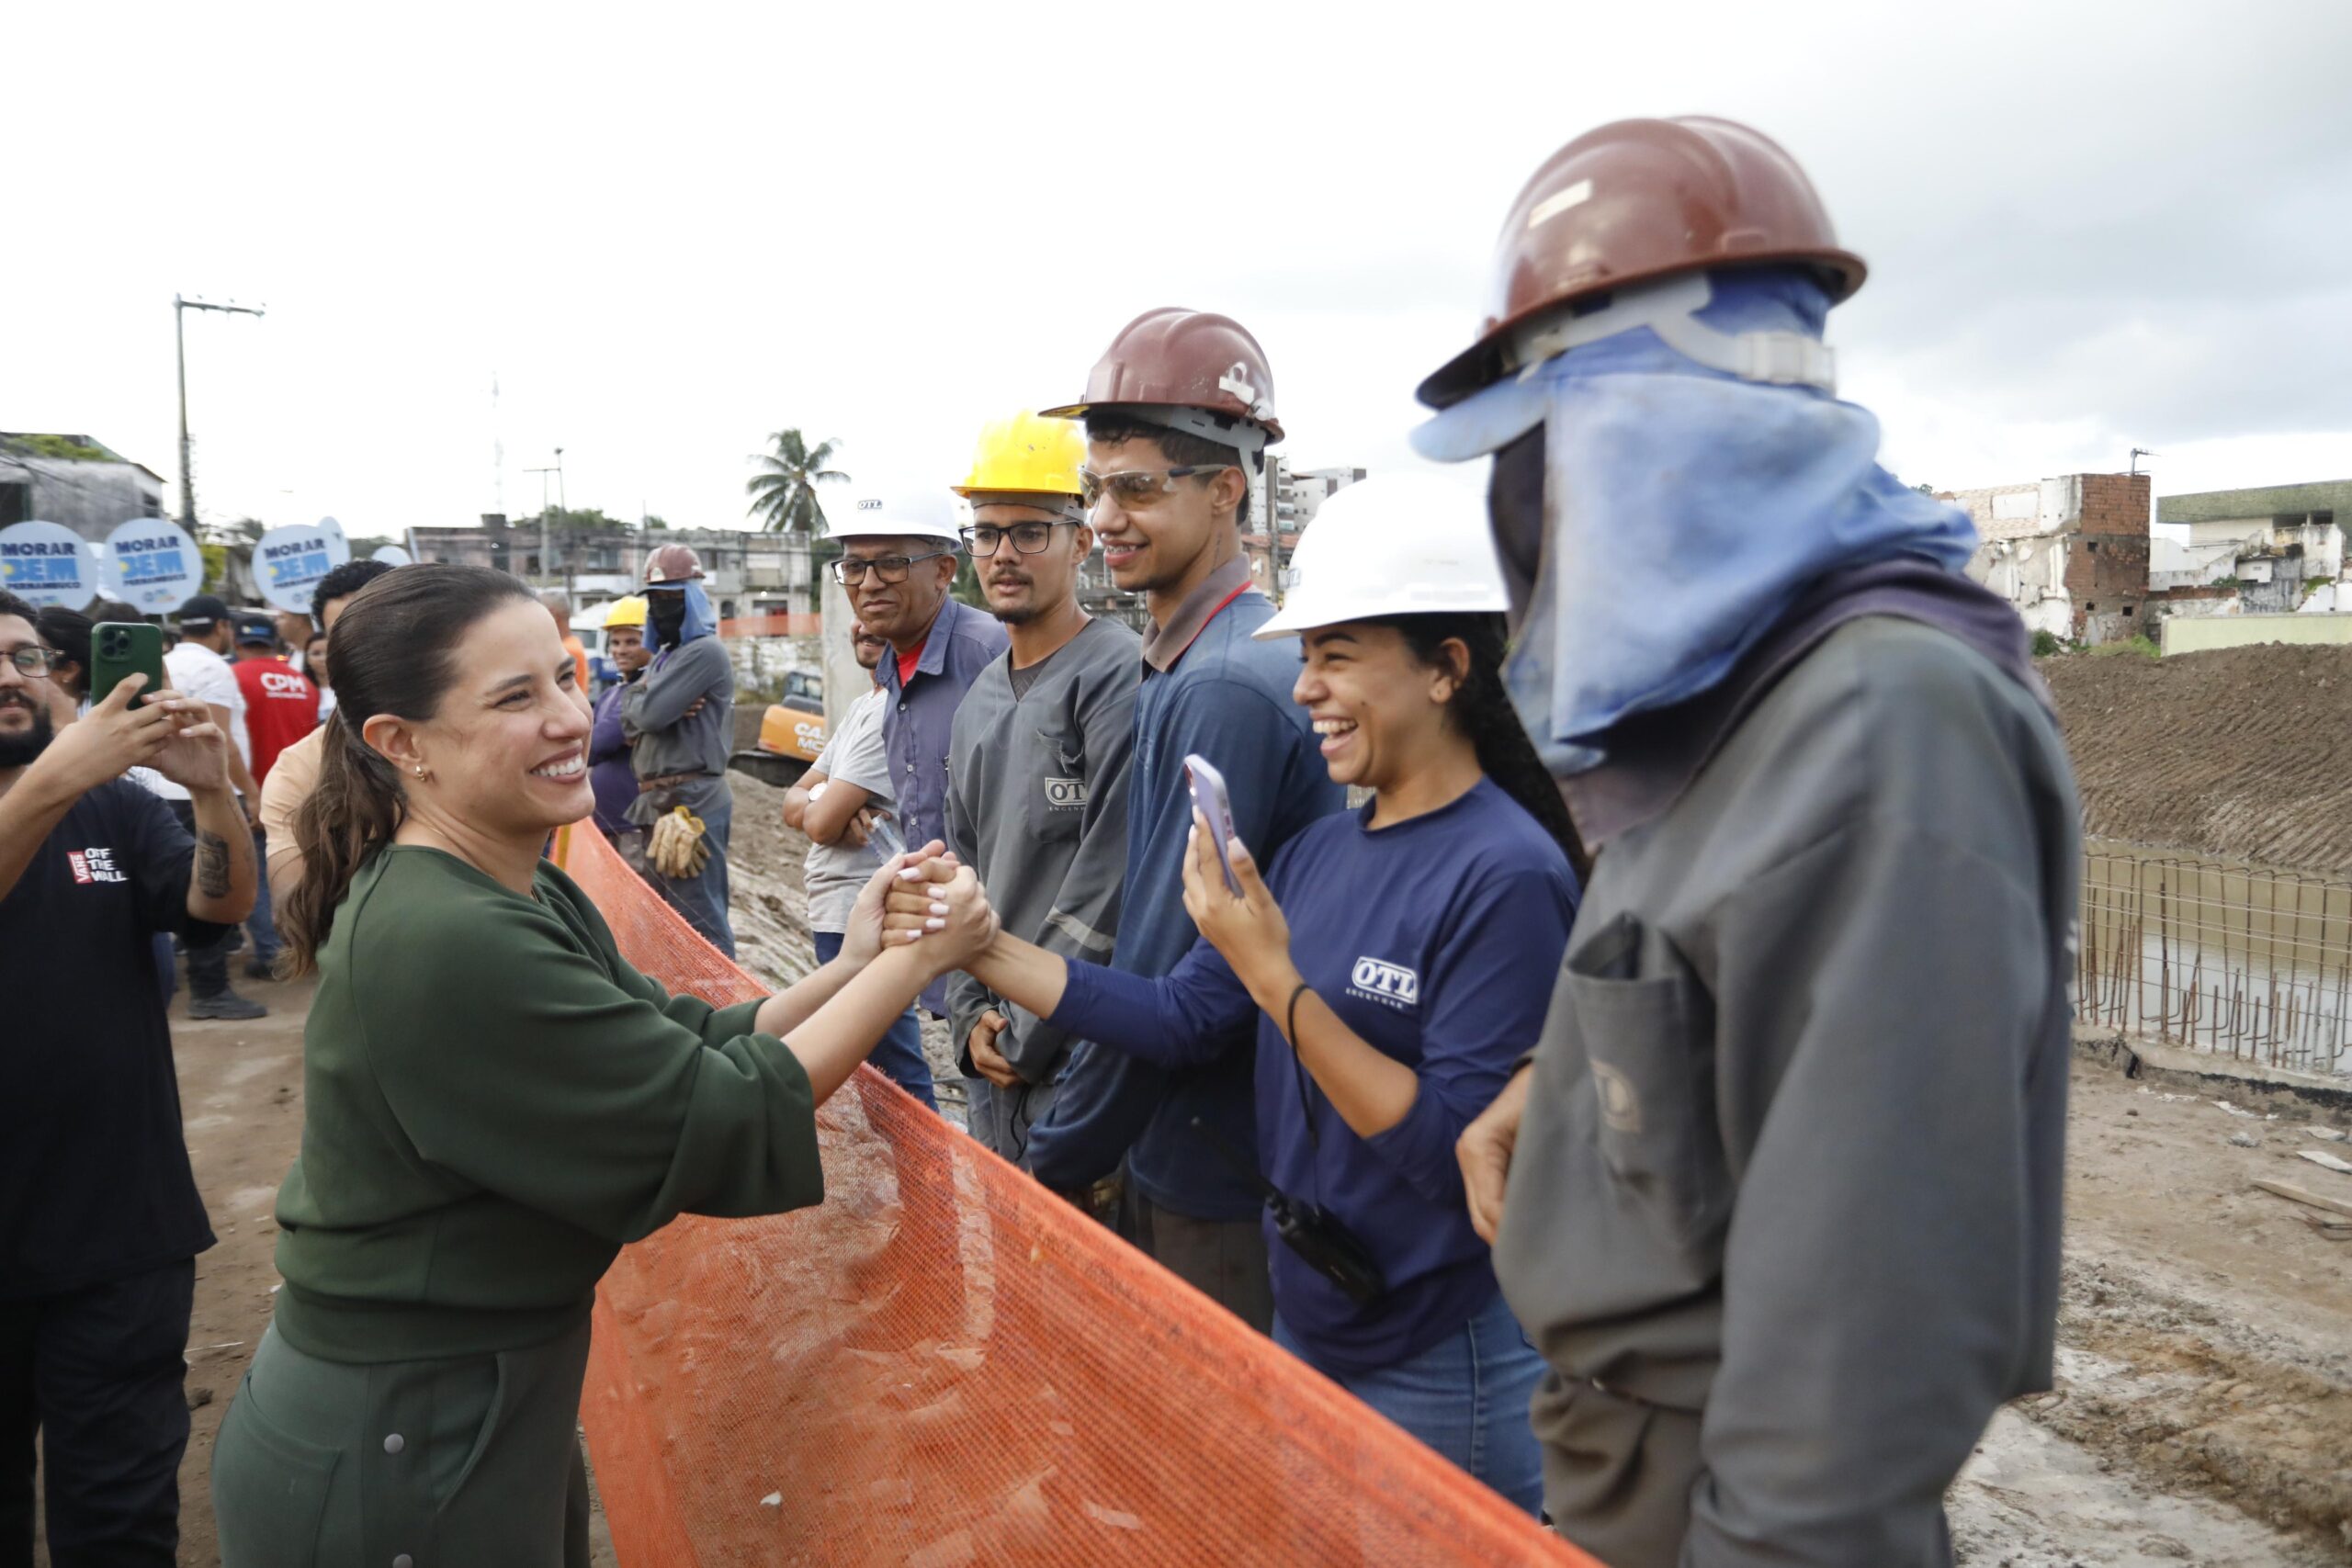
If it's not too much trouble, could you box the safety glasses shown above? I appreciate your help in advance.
[959,521,1074,558]
[831,550,955,587]
[1078,465,1232,511]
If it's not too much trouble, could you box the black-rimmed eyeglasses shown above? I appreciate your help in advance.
[831,550,955,587]
[960,521,1074,557]
[5,646,61,677]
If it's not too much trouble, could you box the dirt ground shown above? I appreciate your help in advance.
[2044,642,2352,874]
[137,773,2349,1563]
[1945,1063,2352,1564]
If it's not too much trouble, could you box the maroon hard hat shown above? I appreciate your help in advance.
[1043,308,1284,446]
[1417,116,1866,410]
[643,545,705,586]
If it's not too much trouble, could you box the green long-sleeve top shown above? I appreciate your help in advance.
[271,845,824,1363]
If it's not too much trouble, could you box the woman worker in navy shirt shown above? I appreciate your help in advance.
[898,476,1582,1510]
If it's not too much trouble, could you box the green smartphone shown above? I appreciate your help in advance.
[92,621,166,707]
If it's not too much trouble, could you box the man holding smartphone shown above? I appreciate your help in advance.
[1023,312,1344,1326]
[943,413,1141,1172]
[0,589,256,1566]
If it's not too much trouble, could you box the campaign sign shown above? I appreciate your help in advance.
[0,520,101,609]
[254,521,351,614]
[104,517,203,613]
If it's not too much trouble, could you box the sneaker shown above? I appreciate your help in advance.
[243,957,277,981]
[187,992,268,1021]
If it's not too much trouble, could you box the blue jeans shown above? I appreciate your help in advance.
[244,824,280,964]
[1273,1287,1544,1515]
[811,929,934,1110]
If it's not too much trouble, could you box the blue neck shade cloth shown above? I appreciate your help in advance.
[1412,267,1980,775]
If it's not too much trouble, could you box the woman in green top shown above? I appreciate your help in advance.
[210,564,993,1567]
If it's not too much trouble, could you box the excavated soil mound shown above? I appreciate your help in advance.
[2044,644,2352,874]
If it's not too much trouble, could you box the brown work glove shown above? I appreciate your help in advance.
[648,806,711,878]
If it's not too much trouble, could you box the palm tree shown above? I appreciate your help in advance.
[745,430,849,538]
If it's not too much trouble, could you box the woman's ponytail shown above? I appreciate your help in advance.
[277,708,406,976]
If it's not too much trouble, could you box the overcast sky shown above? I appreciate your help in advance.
[8,1,2348,542]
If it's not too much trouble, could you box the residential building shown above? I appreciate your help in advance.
[2151,479,2347,617]
[407,517,813,618]
[1949,472,2151,645]
[0,434,169,539]
[1243,459,1366,601]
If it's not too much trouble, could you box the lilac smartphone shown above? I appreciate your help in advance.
[1183,754,1244,897]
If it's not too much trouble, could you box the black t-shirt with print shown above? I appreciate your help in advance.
[0,777,219,1296]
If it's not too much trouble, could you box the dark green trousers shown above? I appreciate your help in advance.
[210,1319,591,1567]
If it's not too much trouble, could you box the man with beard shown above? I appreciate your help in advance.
[0,589,255,1565]
[943,413,1140,1172]
[624,546,738,956]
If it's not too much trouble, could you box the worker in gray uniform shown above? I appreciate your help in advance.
[943,412,1141,1170]
[1416,117,2080,1568]
[623,544,738,957]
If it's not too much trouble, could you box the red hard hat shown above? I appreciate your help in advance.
[644,545,705,585]
[1416,116,1866,410]
[1043,308,1284,445]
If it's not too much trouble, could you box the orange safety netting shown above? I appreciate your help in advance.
[556,823,1594,1567]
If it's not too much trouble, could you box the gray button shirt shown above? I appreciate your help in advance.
[878,597,1009,1011]
[944,616,1142,1164]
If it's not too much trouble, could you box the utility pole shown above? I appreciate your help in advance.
[550,447,565,586]
[175,294,265,530]
[523,461,557,584]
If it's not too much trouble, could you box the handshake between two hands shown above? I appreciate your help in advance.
[840,840,1000,979]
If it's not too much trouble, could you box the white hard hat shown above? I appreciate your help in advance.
[826,491,963,546]
[1254,473,1508,639]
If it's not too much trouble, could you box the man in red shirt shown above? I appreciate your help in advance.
[230,615,318,977]
[230,615,319,788]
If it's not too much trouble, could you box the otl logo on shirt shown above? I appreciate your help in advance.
[1045,777,1088,809]
[1349,956,1419,1010]
[66,847,127,885]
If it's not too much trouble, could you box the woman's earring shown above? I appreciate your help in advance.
[413,765,428,779]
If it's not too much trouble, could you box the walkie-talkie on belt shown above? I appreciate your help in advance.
[1191,1117,1386,1305]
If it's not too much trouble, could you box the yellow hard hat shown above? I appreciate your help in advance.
[951,411,1086,500]
[604,594,649,629]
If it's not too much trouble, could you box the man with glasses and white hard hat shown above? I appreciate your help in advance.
[1020,310,1343,1326]
[829,489,1007,1089]
[1419,118,2078,1566]
[941,412,1141,1172]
